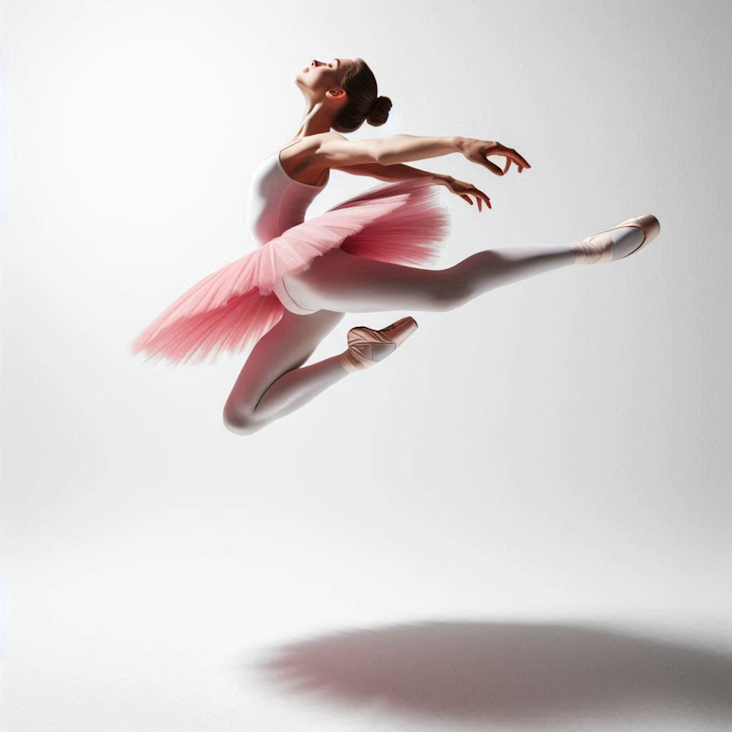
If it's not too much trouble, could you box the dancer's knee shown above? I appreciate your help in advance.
[435,252,504,310]
[435,287,468,311]
[433,268,472,311]
[223,404,265,436]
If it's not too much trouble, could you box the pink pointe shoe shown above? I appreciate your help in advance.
[573,214,661,264]
[337,316,419,374]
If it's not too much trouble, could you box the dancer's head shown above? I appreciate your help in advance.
[296,58,392,132]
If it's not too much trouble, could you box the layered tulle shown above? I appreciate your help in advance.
[130,177,451,366]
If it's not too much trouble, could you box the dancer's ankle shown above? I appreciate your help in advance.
[571,240,601,265]
[337,350,357,374]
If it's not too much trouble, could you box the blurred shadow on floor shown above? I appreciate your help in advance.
[244,620,732,728]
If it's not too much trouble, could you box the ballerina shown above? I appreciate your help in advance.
[130,56,661,436]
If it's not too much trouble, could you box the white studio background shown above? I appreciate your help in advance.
[2,1,731,731]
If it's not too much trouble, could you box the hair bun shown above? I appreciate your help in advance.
[368,95,392,126]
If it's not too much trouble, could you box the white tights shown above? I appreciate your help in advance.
[283,244,578,314]
[223,241,578,436]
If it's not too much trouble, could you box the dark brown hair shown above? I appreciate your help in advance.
[333,58,392,132]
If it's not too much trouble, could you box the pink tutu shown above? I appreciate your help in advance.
[130,177,451,366]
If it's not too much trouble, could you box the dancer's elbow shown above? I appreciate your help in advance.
[316,137,382,167]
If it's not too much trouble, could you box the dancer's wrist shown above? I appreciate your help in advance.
[432,173,454,187]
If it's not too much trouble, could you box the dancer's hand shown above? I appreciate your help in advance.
[458,138,531,176]
[434,174,491,212]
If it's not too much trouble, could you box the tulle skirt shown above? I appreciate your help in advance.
[130,177,451,366]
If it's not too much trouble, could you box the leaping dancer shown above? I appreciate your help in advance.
[130,56,661,435]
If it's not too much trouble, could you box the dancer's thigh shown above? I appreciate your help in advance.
[283,248,456,314]
[224,307,344,419]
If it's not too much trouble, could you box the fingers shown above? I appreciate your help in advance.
[483,158,504,176]
[454,181,492,212]
[461,191,491,212]
[489,142,531,174]
[505,146,531,170]
[472,188,491,209]
[467,195,482,213]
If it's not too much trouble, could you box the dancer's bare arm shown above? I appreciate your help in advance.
[336,161,493,211]
[315,134,459,167]
[315,133,532,176]
[335,161,435,182]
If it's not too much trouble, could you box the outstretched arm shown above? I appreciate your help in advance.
[334,160,439,183]
[376,134,463,165]
[315,133,531,176]
[315,134,462,167]
[335,160,492,212]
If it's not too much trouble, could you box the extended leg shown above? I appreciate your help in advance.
[223,308,347,436]
[282,243,578,314]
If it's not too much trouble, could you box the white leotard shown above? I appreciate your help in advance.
[247,140,326,245]
[245,140,326,314]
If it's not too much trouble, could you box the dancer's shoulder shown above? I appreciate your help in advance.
[280,132,343,159]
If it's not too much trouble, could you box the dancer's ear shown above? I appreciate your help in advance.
[326,88,346,101]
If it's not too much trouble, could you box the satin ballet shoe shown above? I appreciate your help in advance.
[337,316,419,374]
[572,214,661,264]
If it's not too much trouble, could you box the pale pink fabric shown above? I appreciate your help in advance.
[130,177,451,366]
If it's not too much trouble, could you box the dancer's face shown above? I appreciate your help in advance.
[296,58,353,104]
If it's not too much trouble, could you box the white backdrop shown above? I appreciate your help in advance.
[2,0,731,730]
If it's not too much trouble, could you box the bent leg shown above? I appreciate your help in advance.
[283,244,578,314]
[223,308,347,435]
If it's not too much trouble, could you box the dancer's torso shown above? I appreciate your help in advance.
[246,139,327,247]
